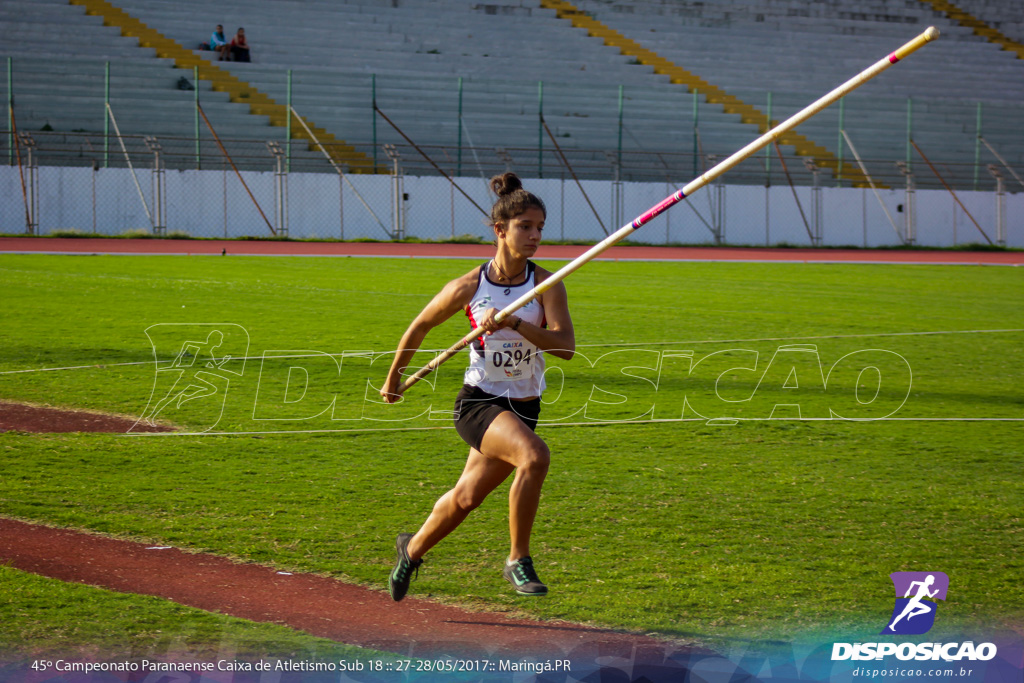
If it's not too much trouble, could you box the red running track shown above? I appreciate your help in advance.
[0,517,694,660]
[1,237,1022,264]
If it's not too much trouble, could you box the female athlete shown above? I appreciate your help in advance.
[380,172,575,601]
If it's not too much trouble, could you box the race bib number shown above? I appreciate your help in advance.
[484,340,537,382]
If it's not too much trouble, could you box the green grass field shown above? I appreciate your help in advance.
[1,253,1021,658]
[0,565,393,662]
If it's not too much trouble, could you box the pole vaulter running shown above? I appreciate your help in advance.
[396,26,941,395]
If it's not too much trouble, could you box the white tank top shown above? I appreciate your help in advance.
[463,260,547,398]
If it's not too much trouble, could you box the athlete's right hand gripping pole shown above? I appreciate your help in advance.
[397,26,940,395]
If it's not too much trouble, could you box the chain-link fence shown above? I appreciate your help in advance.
[1,129,1020,247]
[5,45,1022,245]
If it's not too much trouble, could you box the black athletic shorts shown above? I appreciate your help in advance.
[453,384,541,451]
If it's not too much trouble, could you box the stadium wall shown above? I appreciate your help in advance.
[0,168,1017,248]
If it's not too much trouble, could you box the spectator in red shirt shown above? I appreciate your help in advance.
[230,27,250,62]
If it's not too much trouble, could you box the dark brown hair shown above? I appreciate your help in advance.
[488,172,546,227]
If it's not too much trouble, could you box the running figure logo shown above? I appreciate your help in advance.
[881,571,949,635]
[133,324,249,432]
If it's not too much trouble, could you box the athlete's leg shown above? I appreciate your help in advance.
[477,410,550,561]
[406,449,514,561]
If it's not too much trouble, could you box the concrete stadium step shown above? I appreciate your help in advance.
[921,0,1024,57]
[3,0,1020,185]
[538,0,875,185]
[53,0,377,172]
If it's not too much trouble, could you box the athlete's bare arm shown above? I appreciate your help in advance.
[381,267,479,403]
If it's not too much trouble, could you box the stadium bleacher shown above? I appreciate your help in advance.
[2,0,272,134]
[2,0,1022,187]
[956,0,1024,42]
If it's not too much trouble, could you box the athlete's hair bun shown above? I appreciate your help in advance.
[490,172,523,198]
[486,172,546,229]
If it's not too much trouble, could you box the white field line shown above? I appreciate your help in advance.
[3,328,1022,376]
[120,416,1024,438]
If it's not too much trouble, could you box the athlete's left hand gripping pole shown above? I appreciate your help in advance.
[397,26,940,395]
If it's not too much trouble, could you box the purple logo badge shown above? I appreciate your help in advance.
[882,572,949,635]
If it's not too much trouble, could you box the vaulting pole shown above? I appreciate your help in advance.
[397,26,942,394]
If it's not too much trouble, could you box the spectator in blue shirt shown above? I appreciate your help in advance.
[201,24,229,61]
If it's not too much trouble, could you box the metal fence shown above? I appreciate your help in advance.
[1,130,1019,247]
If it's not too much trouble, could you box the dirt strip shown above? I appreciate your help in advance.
[0,517,695,660]
[2,237,1022,264]
[0,401,171,434]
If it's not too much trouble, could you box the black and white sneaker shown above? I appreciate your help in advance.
[503,556,548,596]
[388,533,422,602]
